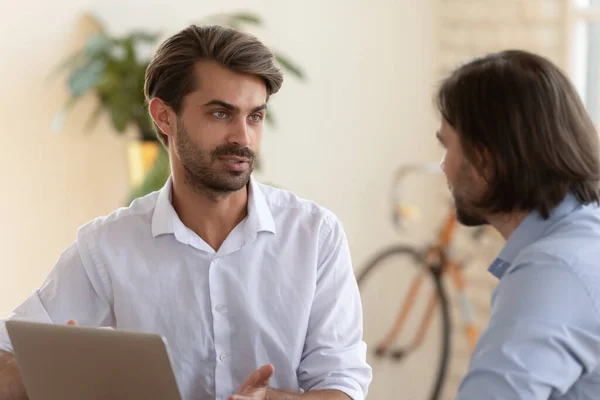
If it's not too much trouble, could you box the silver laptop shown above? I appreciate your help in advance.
[6,320,182,400]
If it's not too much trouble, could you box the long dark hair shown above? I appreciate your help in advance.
[437,50,600,218]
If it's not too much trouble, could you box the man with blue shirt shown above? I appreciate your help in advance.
[436,49,600,399]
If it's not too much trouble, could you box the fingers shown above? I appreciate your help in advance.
[66,320,114,330]
[238,363,275,393]
[254,364,275,384]
[244,364,274,388]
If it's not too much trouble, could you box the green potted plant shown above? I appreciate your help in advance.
[51,11,305,204]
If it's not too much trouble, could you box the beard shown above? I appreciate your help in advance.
[449,161,488,227]
[174,123,256,194]
[453,193,488,226]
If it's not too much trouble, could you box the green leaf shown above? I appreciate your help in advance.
[47,50,85,81]
[84,33,112,55]
[265,111,276,127]
[50,96,78,133]
[67,58,106,97]
[128,31,160,43]
[226,12,262,25]
[109,106,130,133]
[275,53,306,80]
[120,37,136,63]
[104,89,133,133]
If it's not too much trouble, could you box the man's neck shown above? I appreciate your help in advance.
[170,175,249,252]
[486,211,529,240]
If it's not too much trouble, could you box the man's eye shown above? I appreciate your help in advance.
[249,113,263,122]
[213,111,228,119]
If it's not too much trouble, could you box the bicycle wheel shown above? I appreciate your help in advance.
[357,246,451,400]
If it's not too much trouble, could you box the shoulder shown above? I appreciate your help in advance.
[528,205,600,264]
[75,190,160,245]
[508,206,600,305]
[507,204,600,294]
[498,251,600,328]
[256,181,341,232]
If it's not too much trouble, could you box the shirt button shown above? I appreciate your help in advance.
[219,353,229,362]
[215,304,228,314]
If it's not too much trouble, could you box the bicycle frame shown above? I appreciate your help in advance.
[376,164,480,357]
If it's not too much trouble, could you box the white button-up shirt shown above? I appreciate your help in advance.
[0,177,372,400]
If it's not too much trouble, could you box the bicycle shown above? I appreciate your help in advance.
[357,162,497,400]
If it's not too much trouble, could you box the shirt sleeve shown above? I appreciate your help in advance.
[0,241,113,353]
[297,217,373,400]
[456,256,600,400]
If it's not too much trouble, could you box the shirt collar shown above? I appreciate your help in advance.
[151,175,276,240]
[489,192,582,279]
[151,176,185,239]
[245,177,277,235]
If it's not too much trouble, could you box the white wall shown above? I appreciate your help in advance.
[439,0,566,75]
[0,2,132,315]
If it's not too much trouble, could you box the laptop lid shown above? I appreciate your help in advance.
[6,320,182,400]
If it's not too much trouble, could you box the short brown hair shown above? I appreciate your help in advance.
[437,50,600,218]
[144,24,284,147]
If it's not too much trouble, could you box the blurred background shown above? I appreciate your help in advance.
[0,0,598,398]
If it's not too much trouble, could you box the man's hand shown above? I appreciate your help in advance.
[228,364,275,400]
[66,320,113,330]
[0,350,27,400]
[229,366,350,400]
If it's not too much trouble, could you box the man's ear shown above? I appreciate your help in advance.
[149,98,176,138]
[473,147,494,185]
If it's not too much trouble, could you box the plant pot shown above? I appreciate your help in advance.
[124,141,171,204]
[126,140,161,187]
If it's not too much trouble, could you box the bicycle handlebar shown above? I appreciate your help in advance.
[391,162,444,186]
[389,162,491,243]
[390,162,444,228]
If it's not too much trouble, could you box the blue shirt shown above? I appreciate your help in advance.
[456,193,600,399]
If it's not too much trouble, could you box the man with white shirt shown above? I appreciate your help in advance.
[0,24,372,400]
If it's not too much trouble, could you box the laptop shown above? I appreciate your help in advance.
[6,320,182,400]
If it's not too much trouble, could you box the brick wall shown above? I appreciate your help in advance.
[438,0,568,78]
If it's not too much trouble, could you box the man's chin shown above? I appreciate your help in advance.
[456,208,488,227]
[208,172,252,193]
[185,170,252,195]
